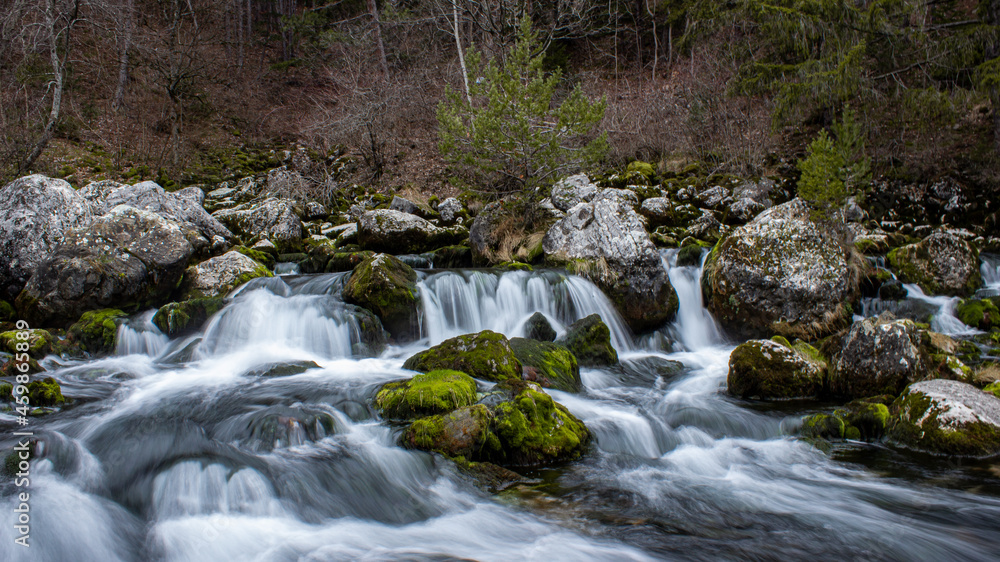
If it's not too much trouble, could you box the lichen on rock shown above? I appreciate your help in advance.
[403,330,522,382]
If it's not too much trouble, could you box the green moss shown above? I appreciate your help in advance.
[727,340,825,400]
[343,254,420,341]
[401,404,496,458]
[498,262,533,272]
[0,300,14,322]
[802,413,846,439]
[375,370,478,420]
[984,381,1000,399]
[956,298,1000,330]
[844,400,891,440]
[67,309,128,354]
[403,330,522,383]
[234,245,276,269]
[0,330,53,359]
[769,335,791,347]
[557,314,618,367]
[26,377,65,407]
[626,160,656,179]
[3,441,34,477]
[509,337,581,392]
[152,298,227,337]
[676,243,703,267]
[890,387,1000,457]
[0,383,12,401]
[487,382,590,467]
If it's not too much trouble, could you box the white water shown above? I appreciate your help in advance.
[902,283,980,336]
[4,259,1000,561]
[982,254,1000,295]
[114,310,169,356]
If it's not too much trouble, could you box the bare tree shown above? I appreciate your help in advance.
[112,0,135,111]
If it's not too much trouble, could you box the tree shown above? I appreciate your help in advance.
[437,15,607,210]
[797,107,871,219]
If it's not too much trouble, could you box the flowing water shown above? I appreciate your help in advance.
[3,258,1000,561]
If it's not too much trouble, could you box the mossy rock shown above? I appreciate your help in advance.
[234,245,276,270]
[0,356,43,378]
[509,337,582,392]
[2,440,34,477]
[889,379,1000,457]
[556,314,618,367]
[0,382,11,401]
[801,413,846,439]
[26,377,65,407]
[886,231,980,297]
[153,298,227,337]
[375,370,478,420]
[324,250,377,273]
[626,160,655,180]
[727,339,825,400]
[0,300,14,322]
[67,308,128,354]
[403,330,522,383]
[524,312,556,342]
[240,360,321,378]
[343,253,421,341]
[0,329,53,359]
[956,298,1000,330]
[843,398,892,441]
[486,381,590,467]
[985,381,1000,399]
[401,404,497,459]
[676,243,703,267]
[430,245,472,269]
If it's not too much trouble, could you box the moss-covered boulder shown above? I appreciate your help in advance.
[358,209,464,254]
[403,330,522,382]
[887,230,980,297]
[401,404,496,458]
[342,253,421,341]
[523,312,556,342]
[702,198,859,340]
[842,398,893,441]
[676,242,704,267]
[67,309,128,354]
[830,315,925,399]
[487,381,590,466]
[152,298,227,337]
[556,314,618,367]
[509,337,582,392]
[26,377,65,407]
[179,250,272,300]
[727,339,825,400]
[0,329,53,358]
[0,300,14,321]
[890,379,1000,457]
[0,356,43,378]
[801,413,846,439]
[956,297,1000,330]
[233,245,276,270]
[375,370,478,419]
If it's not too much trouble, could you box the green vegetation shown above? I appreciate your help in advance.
[403,330,522,383]
[508,337,582,392]
[796,107,870,217]
[557,314,618,367]
[375,370,478,420]
[67,309,128,354]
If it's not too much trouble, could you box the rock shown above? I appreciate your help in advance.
[329,223,358,246]
[403,330,522,383]
[175,185,206,207]
[639,198,700,229]
[890,379,1000,457]
[77,179,124,206]
[0,356,43,378]
[233,245,276,270]
[731,178,777,208]
[16,206,195,326]
[829,315,924,399]
[509,337,582,392]
[550,174,599,211]
[438,197,464,225]
[152,298,227,337]
[956,297,1000,330]
[699,186,730,209]
[0,175,94,300]
[544,189,677,332]
[430,246,472,269]
[402,404,494,458]
[556,314,618,367]
[357,209,462,254]
[702,198,859,340]
[468,201,513,264]
[375,370,478,420]
[524,312,556,342]
[389,196,437,220]
[684,211,726,243]
[676,243,703,267]
[727,339,826,400]
[887,230,980,296]
[94,181,231,242]
[67,309,128,355]
[0,329,53,358]
[728,197,767,224]
[486,380,590,466]
[179,250,272,300]
[26,377,65,407]
[304,201,328,220]
[801,413,846,439]
[213,197,304,253]
[342,254,421,341]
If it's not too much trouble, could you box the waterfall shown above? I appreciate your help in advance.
[662,249,723,351]
[982,254,1000,296]
[417,269,634,351]
[902,284,979,336]
[115,310,169,357]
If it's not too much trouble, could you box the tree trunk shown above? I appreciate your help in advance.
[367,0,388,77]
[168,0,182,167]
[113,0,135,111]
[452,0,472,108]
[987,0,1000,153]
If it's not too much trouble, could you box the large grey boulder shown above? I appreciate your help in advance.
[727,339,826,400]
[702,198,858,340]
[438,197,464,225]
[0,175,94,300]
[544,189,677,332]
[16,206,195,325]
[550,174,599,211]
[888,230,980,296]
[179,250,272,300]
[358,209,462,254]
[891,379,1000,457]
[829,315,926,399]
[213,197,303,253]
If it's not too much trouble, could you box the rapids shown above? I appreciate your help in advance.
[2,255,999,561]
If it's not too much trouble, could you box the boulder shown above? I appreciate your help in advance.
[523,312,556,342]
[342,254,421,341]
[550,174,599,211]
[0,329,53,358]
[16,206,195,326]
[890,379,1000,457]
[153,298,227,337]
[509,337,582,392]
[213,197,303,253]
[727,339,826,400]
[389,196,437,220]
[544,189,677,332]
[402,404,495,459]
[357,209,462,254]
[702,198,859,340]
[179,250,272,300]
[639,198,700,229]
[887,230,980,296]
[403,330,522,382]
[438,197,464,225]
[956,297,1000,330]
[486,380,590,466]
[468,201,512,264]
[91,180,231,242]
[67,309,128,355]
[375,370,478,420]
[0,175,94,300]
[556,314,618,367]
[829,315,924,399]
